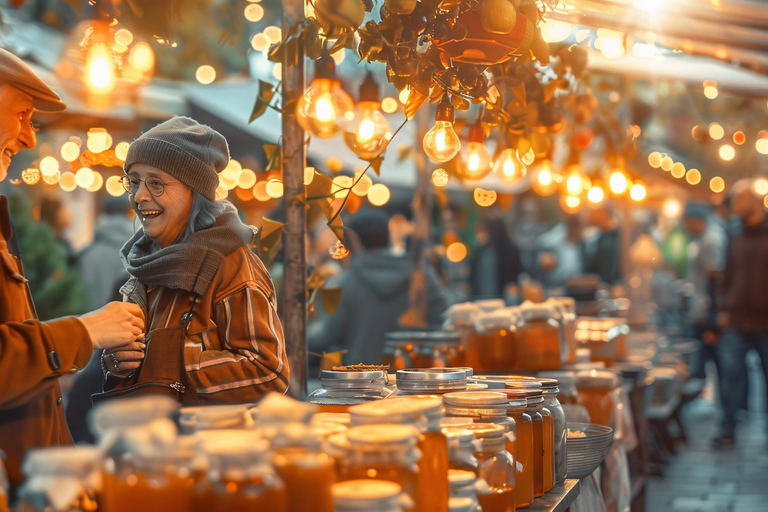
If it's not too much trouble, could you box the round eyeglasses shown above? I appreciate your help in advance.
[120,175,166,196]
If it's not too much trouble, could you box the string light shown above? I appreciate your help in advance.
[609,170,628,194]
[685,169,701,185]
[252,181,270,201]
[344,73,391,160]
[40,156,59,177]
[660,156,673,171]
[710,176,725,193]
[719,144,735,161]
[60,141,80,162]
[629,182,647,201]
[367,183,390,206]
[648,152,662,168]
[244,3,264,21]
[115,142,130,161]
[87,171,104,192]
[75,167,95,188]
[59,172,77,192]
[671,162,686,178]
[431,169,449,187]
[85,43,114,93]
[423,97,461,163]
[381,97,398,114]
[492,149,526,184]
[296,56,354,139]
[461,129,493,181]
[106,176,125,196]
[531,161,559,196]
[237,169,257,189]
[587,185,605,203]
[129,43,154,73]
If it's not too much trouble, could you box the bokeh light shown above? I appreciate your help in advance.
[266,179,284,198]
[40,156,59,177]
[733,131,746,145]
[381,97,398,114]
[648,152,662,168]
[754,178,768,195]
[367,183,390,206]
[446,242,467,263]
[264,26,282,44]
[685,169,701,185]
[196,65,216,84]
[629,183,647,201]
[756,139,768,154]
[352,172,373,196]
[660,156,673,171]
[115,142,130,161]
[237,169,257,189]
[431,169,449,187]
[251,34,270,52]
[106,175,125,196]
[59,172,77,192]
[87,171,104,192]
[609,170,628,194]
[709,123,724,140]
[587,185,605,203]
[710,176,725,193]
[719,144,735,161]
[671,162,686,178]
[244,3,264,21]
[60,141,80,162]
[75,167,95,189]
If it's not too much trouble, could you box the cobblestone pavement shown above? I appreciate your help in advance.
[646,352,768,512]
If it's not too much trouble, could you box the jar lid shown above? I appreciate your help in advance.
[352,396,443,418]
[503,386,542,401]
[397,368,467,382]
[575,369,621,388]
[443,391,509,407]
[320,370,387,381]
[468,375,532,389]
[448,469,477,484]
[257,392,317,424]
[538,371,576,387]
[347,424,420,445]
[440,417,474,429]
[333,480,401,505]
[449,497,476,512]
[504,377,543,390]
[474,310,516,333]
[463,423,505,441]
[466,382,488,391]
[384,331,461,343]
[474,299,506,312]
[445,303,481,325]
[23,446,102,476]
[179,404,251,432]
[443,428,475,443]
[430,366,474,377]
[90,395,179,435]
[312,422,347,439]
[198,431,269,456]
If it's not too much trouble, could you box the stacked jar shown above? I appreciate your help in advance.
[538,373,572,485]
[194,431,286,512]
[443,427,478,474]
[505,379,552,496]
[442,391,516,458]
[178,404,253,434]
[515,301,563,370]
[327,425,420,510]
[382,331,463,369]
[350,395,450,512]
[308,369,392,413]
[447,469,482,512]
[574,370,621,428]
[464,423,517,512]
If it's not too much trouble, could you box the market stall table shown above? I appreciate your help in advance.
[527,479,581,512]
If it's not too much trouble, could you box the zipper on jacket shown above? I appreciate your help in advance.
[170,382,186,393]
[96,381,185,399]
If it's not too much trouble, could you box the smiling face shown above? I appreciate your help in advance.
[0,84,37,182]
[127,163,194,248]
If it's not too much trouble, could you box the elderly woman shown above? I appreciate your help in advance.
[95,117,289,404]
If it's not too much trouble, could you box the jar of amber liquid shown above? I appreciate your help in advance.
[442,391,517,461]
[16,447,101,512]
[464,424,516,512]
[536,377,567,485]
[101,446,196,512]
[504,393,534,509]
[506,379,549,497]
[350,395,449,512]
[463,309,520,372]
[516,302,563,370]
[308,370,392,413]
[575,370,620,428]
[194,432,286,512]
[327,426,420,511]
[332,479,403,512]
[271,445,337,512]
[448,470,481,512]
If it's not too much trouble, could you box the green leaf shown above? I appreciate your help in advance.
[249,80,276,123]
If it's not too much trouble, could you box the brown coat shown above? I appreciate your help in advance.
[105,244,289,402]
[0,196,92,492]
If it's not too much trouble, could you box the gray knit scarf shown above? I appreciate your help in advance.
[120,212,257,296]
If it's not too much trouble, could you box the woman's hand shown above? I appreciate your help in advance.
[79,302,145,350]
[103,336,146,372]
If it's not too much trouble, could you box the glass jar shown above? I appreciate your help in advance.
[90,396,180,445]
[448,470,481,512]
[333,479,403,512]
[463,309,519,372]
[16,447,101,512]
[308,370,392,413]
[179,404,253,434]
[394,368,468,396]
[101,443,196,512]
[546,298,577,363]
[350,396,449,512]
[515,301,563,370]
[536,375,567,486]
[327,426,419,511]
[506,379,547,497]
[449,497,477,512]
[504,393,535,508]
[443,428,478,473]
[195,432,286,512]
[575,370,620,429]
[464,424,516,512]
[442,391,516,459]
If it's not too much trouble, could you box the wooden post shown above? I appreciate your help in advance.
[282,0,307,399]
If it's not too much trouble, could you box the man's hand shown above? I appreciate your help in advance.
[79,302,145,350]
[104,336,146,372]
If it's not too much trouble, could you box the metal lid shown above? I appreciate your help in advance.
[443,391,510,407]
[504,377,543,390]
[384,331,461,343]
[397,368,467,382]
[320,370,387,381]
[351,396,443,418]
[312,412,351,426]
[333,479,402,502]
[443,428,476,443]
[468,375,530,389]
[431,366,474,376]
[448,469,477,484]
[441,416,474,429]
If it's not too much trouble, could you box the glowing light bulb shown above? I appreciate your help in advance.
[492,149,526,184]
[539,170,553,186]
[661,156,674,171]
[588,185,605,203]
[562,166,589,196]
[686,169,701,185]
[129,43,154,73]
[296,78,354,138]
[344,98,391,160]
[719,144,735,161]
[86,44,114,93]
[61,141,80,163]
[609,170,628,194]
[461,141,492,181]
[531,161,559,196]
[423,121,461,162]
[630,183,647,201]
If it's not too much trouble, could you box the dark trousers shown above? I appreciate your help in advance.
[691,323,721,380]
[716,329,768,431]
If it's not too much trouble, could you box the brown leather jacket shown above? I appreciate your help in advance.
[104,244,289,402]
[0,196,92,492]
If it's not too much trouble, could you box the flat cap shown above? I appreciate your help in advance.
[0,48,66,112]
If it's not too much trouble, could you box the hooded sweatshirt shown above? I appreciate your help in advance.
[308,250,448,365]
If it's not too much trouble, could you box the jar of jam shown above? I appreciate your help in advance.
[443,428,478,473]
[332,479,403,512]
[195,431,286,512]
[350,396,449,512]
[16,447,101,512]
[442,392,517,460]
[308,370,392,413]
[327,426,419,511]
[464,424,516,512]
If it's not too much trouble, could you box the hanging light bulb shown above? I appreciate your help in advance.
[344,73,391,160]
[492,148,526,184]
[459,121,492,181]
[422,96,461,163]
[85,43,115,93]
[296,52,354,138]
[561,164,590,196]
[531,160,560,196]
[588,184,605,203]
[609,169,628,194]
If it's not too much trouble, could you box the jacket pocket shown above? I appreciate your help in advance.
[0,249,27,283]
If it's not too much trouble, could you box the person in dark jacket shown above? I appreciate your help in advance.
[469,217,524,298]
[308,208,448,366]
[713,179,768,447]
[0,47,144,495]
[586,206,622,285]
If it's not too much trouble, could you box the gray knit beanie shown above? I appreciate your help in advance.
[124,116,229,200]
